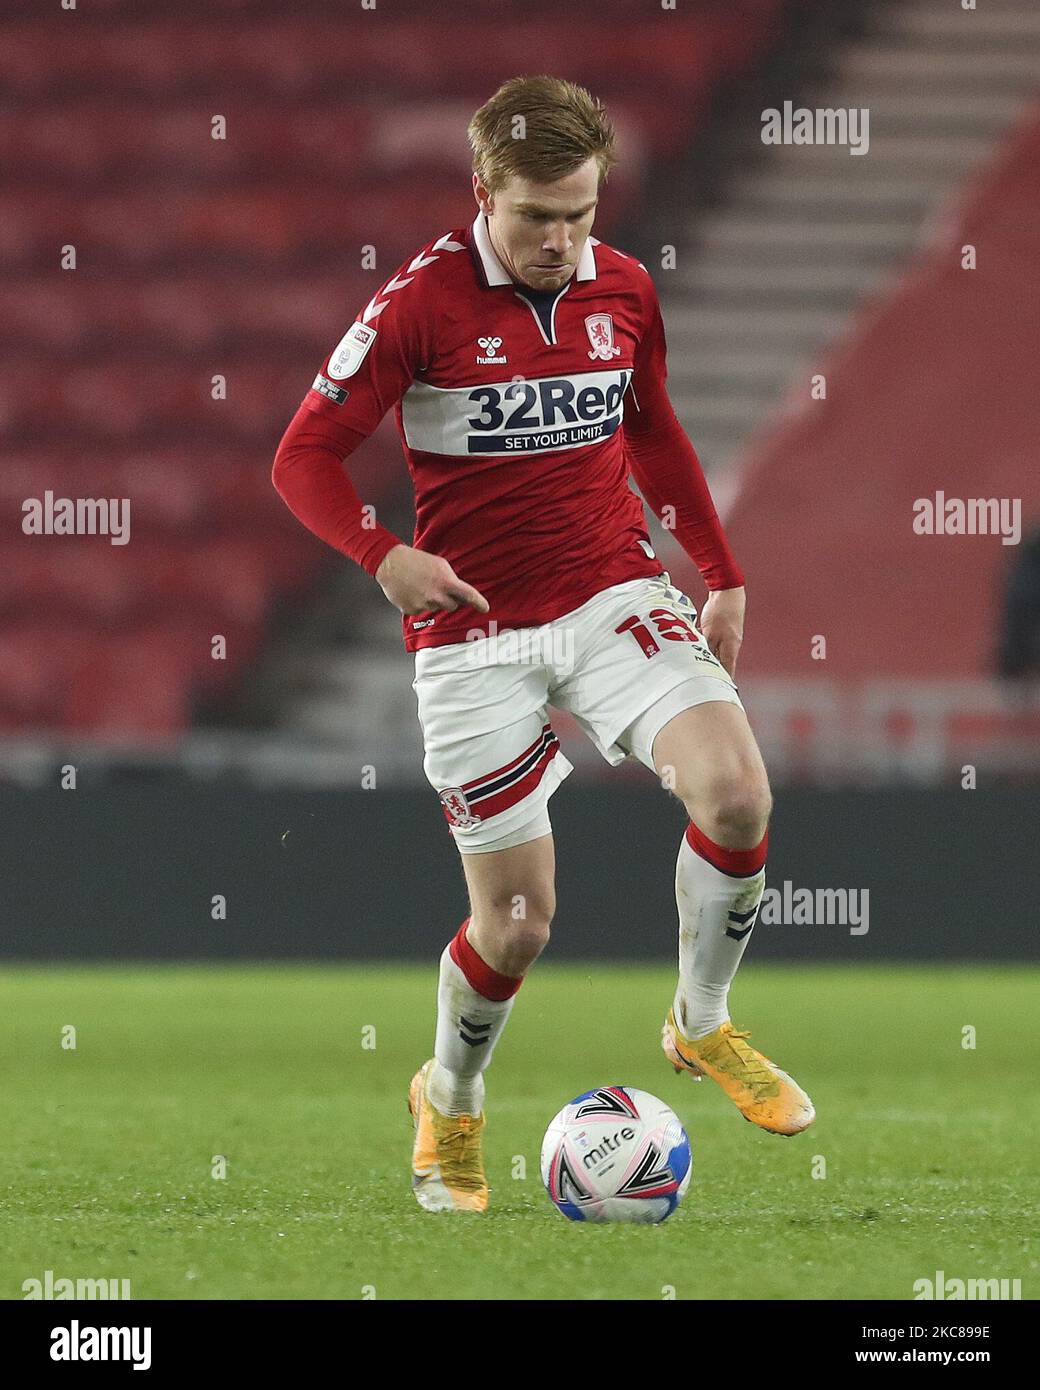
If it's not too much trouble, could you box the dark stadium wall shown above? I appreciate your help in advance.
[2,787,1036,962]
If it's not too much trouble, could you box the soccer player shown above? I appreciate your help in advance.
[273,76,815,1214]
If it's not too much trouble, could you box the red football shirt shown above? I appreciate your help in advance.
[274,214,743,651]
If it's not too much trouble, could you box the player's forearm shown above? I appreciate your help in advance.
[626,416,744,591]
[272,405,403,576]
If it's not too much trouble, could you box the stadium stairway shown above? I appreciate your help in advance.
[659,0,1040,520]
[712,103,1040,782]
[632,0,1040,782]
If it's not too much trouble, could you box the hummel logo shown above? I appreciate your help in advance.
[476,336,507,365]
[459,1015,492,1048]
[726,905,760,941]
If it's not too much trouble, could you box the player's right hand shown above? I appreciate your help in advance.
[375,544,490,617]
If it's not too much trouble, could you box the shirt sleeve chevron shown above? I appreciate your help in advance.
[624,276,745,592]
[302,232,462,435]
[272,233,464,576]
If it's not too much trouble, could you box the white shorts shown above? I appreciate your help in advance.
[412,572,744,853]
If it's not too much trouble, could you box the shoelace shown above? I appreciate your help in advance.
[436,1118,485,1187]
[716,1030,780,1096]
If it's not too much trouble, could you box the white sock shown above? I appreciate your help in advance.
[427,1060,485,1118]
[429,927,519,1117]
[672,825,767,1040]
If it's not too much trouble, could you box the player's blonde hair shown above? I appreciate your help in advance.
[468,76,618,194]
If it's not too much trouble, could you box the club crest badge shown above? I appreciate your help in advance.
[585,313,622,362]
[438,786,481,829]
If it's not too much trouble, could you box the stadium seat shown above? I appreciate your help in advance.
[0,0,800,735]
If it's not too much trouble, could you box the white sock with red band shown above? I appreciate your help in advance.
[672,821,768,1041]
[428,919,522,1117]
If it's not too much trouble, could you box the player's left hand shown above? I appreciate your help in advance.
[698,585,745,679]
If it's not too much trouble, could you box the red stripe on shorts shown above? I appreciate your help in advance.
[461,723,553,796]
[468,738,561,821]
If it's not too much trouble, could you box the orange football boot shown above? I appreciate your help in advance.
[408,1059,488,1212]
[662,1010,815,1136]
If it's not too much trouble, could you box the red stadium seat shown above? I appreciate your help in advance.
[0,0,798,735]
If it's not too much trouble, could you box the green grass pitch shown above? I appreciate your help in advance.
[1,962,1036,1301]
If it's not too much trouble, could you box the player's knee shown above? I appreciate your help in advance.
[477,884,554,973]
[507,921,552,974]
[691,777,772,847]
[508,885,555,959]
[487,917,551,977]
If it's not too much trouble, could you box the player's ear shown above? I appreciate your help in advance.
[472,172,493,216]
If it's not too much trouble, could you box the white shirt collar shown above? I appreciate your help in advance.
[471,213,598,287]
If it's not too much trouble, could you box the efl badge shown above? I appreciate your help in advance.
[438,787,481,829]
[585,313,621,361]
[327,321,377,380]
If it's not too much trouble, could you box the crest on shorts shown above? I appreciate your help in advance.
[439,786,481,828]
[585,313,621,361]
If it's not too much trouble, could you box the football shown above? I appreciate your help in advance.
[540,1085,692,1223]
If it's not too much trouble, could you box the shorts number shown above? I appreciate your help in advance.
[648,607,700,643]
[615,607,701,659]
